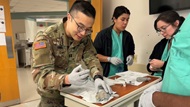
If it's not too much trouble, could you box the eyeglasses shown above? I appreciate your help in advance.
[70,14,93,35]
[156,24,171,35]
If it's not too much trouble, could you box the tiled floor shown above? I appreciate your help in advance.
[10,100,40,107]
[9,68,40,107]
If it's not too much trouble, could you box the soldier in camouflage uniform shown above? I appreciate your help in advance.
[31,1,112,107]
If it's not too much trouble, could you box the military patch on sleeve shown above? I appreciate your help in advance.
[34,41,46,50]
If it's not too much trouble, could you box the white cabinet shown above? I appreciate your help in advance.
[16,33,27,40]
[25,48,31,67]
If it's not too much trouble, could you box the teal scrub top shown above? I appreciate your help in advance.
[161,13,190,96]
[108,30,124,76]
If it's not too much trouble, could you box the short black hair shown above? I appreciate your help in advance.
[112,6,130,20]
[69,1,96,19]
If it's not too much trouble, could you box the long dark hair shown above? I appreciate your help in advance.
[154,10,184,31]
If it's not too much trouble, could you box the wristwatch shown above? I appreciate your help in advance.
[62,84,71,87]
[93,75,103,80]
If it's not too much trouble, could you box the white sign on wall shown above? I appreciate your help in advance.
[0,6,6,32]
[0,33,6,46]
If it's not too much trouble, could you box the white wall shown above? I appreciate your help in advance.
[12,19,37,42]
[25,18,37,42]
[12,19,37,67]
[11,19,26,67]
[11,19,26,42]
[103,0,190,64]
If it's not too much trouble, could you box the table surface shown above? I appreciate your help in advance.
[61,75,161,107]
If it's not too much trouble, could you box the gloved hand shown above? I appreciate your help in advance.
[96,89,111,102]
[138,82,162,107]
[68,65,90,86]
[94,78,113,102]
[126,55,133,65]
[94,78,113,94]
[108,57,123,65]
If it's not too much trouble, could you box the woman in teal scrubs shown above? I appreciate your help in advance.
[93,6,135,77]
[147,15,185,78]
[139,11,190,107]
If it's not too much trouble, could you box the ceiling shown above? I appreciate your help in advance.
[10,0,69,22]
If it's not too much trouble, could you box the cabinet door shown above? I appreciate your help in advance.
[91,0,102,41]
[0,0,20,106]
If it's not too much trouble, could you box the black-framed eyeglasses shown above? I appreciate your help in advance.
[156,24,171,35]
[70,14,93,35]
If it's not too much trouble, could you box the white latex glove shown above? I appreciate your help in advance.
[94,78,113,94]
[138,82,162,107]
[144,81,162,93]
[68,65,90,86]
[126,55,133,65]
[95,89,111,102]
[108,57,123,65]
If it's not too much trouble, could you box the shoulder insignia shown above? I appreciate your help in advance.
[34,41,46,50]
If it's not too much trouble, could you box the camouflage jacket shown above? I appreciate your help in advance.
[31,19,103,98]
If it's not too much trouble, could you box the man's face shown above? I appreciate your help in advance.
[67,12,94,41]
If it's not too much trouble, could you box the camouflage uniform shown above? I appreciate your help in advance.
[32,18,103,107]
